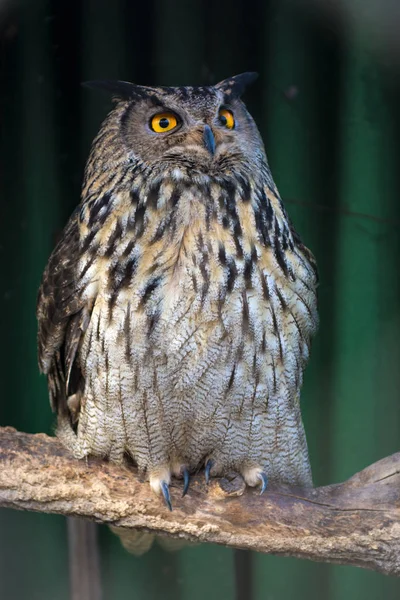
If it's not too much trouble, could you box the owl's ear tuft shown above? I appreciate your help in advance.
[215,72,258,98]
[82,80,154,101]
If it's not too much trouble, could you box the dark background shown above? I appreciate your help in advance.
[1,0,400,598]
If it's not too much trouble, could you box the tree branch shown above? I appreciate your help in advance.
[0,426,399,575]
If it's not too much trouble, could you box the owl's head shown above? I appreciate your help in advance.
[85,73,264,180]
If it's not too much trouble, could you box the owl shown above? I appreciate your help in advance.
[37,73,318,511]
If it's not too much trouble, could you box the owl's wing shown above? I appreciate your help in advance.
[37,210,92,414]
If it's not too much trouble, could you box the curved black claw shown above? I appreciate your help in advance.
[257,472,268,495]
[161,480,172,511]
[182,468,190,497]
[205,459,214,485]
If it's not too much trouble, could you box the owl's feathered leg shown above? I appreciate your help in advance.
[56,412,88,459]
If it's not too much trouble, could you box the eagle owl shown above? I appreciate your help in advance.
[37,73,318,511]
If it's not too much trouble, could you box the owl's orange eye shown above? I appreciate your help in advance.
[150,112,178,133]
[218,108,235,130]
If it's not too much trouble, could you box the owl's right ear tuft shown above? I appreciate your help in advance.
[82,80,152,101]
[215,72,258,98]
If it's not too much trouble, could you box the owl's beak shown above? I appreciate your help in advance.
[203,125,216,156]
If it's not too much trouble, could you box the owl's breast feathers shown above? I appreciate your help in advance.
[41,169,314,394]
[78,170,317,330]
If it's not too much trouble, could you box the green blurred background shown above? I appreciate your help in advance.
[1,0,400,598]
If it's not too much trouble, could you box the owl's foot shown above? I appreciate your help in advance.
[150,464,192,509]
[171,461,191,497]
[241,465,269,494]
[204,459,214,484]
[257,472,268,494]
[204,459,268,494]
[160,481,172,511]
[182,468,190,497]
[149,468,173,510]
[149,462,268,510]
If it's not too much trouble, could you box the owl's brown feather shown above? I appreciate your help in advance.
[37,74,318,512]
[37,212,92,413]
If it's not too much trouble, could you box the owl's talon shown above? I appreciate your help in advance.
[205,459,214,484]
[182,468,190,497]
[257,472,268,495]
[161,480,172,511]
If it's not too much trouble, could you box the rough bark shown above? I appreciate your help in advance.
[0,426,399,576]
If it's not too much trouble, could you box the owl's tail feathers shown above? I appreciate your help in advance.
[109,527,156,556]
[109,526,191,555]
[157,535,192,552]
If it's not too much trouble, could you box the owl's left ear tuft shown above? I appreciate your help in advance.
[82,80,153,101]
[215,72,258,98]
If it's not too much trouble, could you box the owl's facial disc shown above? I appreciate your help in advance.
[120,86,262,176]
[148,109,217,157]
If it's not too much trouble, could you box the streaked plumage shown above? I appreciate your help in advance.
[37,73,318,510]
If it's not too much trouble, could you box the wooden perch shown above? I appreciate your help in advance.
[0,426,399,575]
